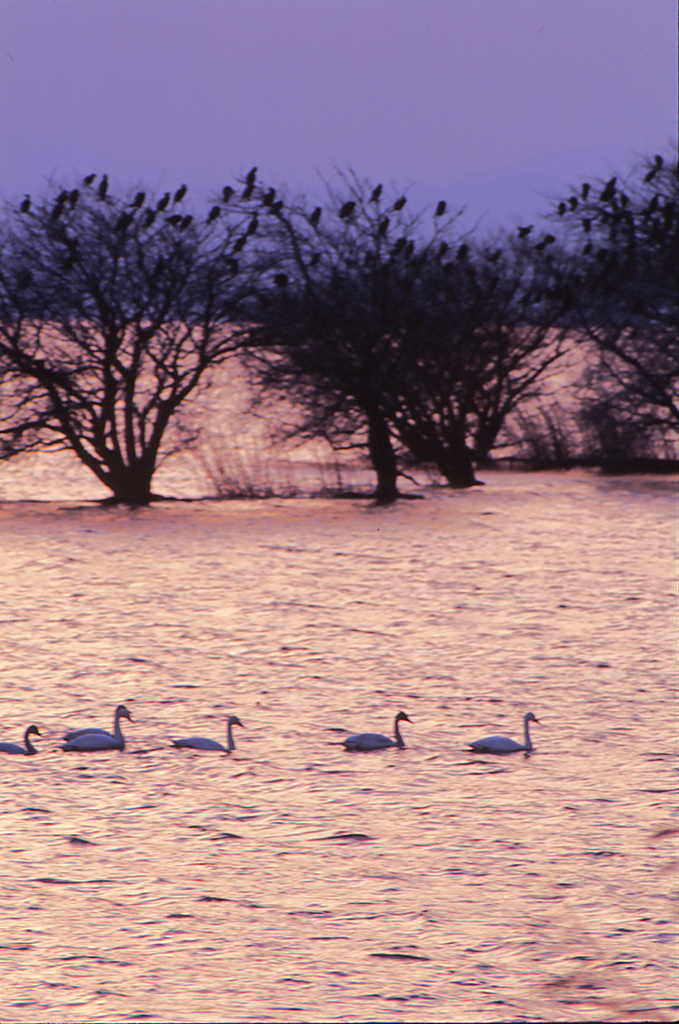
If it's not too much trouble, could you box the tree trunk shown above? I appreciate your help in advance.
[366,407,399,504]
[100,461,156,505]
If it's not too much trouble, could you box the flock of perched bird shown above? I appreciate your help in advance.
[0,707,540,757]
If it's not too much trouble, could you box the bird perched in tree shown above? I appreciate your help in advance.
[207,205,220,223]
[131,191,146,209]
[173,184,187,203]
[166,214,182,226]
[50,200,64,221]
[568,195,578,210]
[557,202,566,216]
[393,196,406,211]
[517,225,533,237]
[377,217,389,236]
[233,234,247,252]
[274,272,289,287]
[68,189,79,207]
[222,185,234,203]
[83,173,96,186]
[142,208,156,227]
[309,207,322,226]
[157,193,171,211]
[582,218,592,233]
[599,177,616,202]
[456,243,469,260]
[581,182,591,200]
[245,166,257,186]
[115,211,133,233]
[392,236,406,255]
[20,195,30,213]
[270,200,284,215]
[370,184,383,202]
[97,174,109,200]
[339,201,355,219]
[435,200,447,217]
[262,187,276,205]
[247,215,258,235]
[180,214,193,230]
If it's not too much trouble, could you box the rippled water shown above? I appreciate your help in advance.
[0,465,677,1022]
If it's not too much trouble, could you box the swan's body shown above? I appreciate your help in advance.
[62,705,132,752]
[172,715,243,752]
[0,725,41,755]
[343,711,412,752]
[468,712,540,754]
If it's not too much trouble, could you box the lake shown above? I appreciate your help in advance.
[0,460,677,1022]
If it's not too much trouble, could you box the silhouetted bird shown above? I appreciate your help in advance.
[50,201,64,221]
[207,205,220,223]
[57,190,70,205]
[644,167,658,183]
[581,182,590,200]
[241,182,255,199]
[247,215,258,235]
[233,234,247,252]
[245,166,257,186]
[115,212,133,232]
[309,207,322,226]
[644,194,659,216]
[339,201,355,219]
[262,188,276,205]
[97,175,109,200]
[517,225,532,237]
[274,272,288,287]
[180,215,193,230]
[173,184,187,204]
[68,189,79,207]
[20,196,30,213]
[654,154,663,168]
[599,177,616,202]
[435,200,447,217]
[377,217,389,236]
[557,202,566,215]
[582,218,592,233]
[166,214,182,226]
[393,196,406,211]
[83,173,96,186]
[456,243,469,260]
[370,184,383,202]
[270,200,284,215]
[222,186,234,203]
[157,193,171,211]
[142,209,156,227]
[568,196,578,210]
[392,237,406,255]
[131,191,145,209]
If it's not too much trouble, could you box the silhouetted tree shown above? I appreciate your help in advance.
[550,152,678,453]
[0,177,260,503]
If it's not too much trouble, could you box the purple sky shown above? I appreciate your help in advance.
[1,0,676,228]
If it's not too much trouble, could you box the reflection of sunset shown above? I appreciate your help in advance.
[0,468,676,1021]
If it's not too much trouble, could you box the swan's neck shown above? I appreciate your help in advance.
[24,730,37,755]
[113,713,125,743]
[394,717,405,749]
[226,721,236,752]
[523,716,533,751]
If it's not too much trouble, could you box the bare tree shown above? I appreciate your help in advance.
[549,152,678,452]
[0,177,259,503]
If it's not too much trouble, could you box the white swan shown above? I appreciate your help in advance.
[62,705,132,752]
[342,711,412,752]
[468,711,540,754]
[63,703,131,741]
[0,725,41,756]
[172,715,244,752]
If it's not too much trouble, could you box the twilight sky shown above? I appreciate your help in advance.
[1,0,676,228]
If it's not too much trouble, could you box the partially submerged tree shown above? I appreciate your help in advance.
[550,152,678,452]
[0,177,259,503]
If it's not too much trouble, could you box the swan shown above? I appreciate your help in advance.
[172,715,244,752]
[0,725,41,756]
[63,704,131,741]
[468,712,540,754]
[342,711,412,752]
[62,705,132,752]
